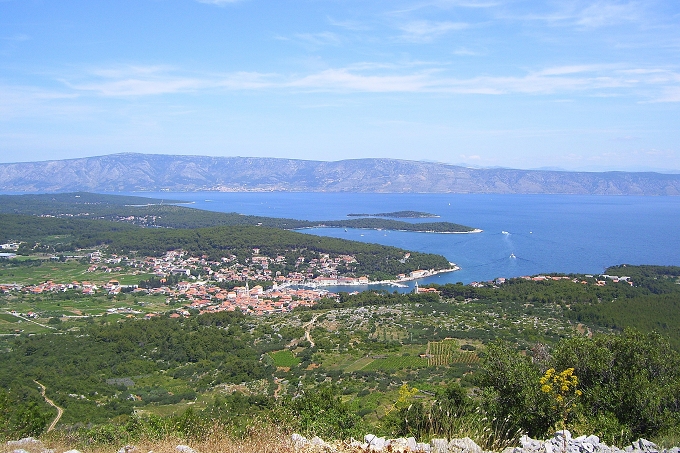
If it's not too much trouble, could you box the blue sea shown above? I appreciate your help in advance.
[133,192,680,292]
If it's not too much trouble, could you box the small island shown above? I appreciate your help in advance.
[347,210,440,218]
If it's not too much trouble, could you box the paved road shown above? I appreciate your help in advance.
[4,311,56,330]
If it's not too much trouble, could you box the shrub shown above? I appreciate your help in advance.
[551,329,680,441]
[478,341,556,437]
[478,330,680,443]
[281,384,364,440]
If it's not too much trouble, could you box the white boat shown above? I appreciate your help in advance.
[510,253,516,259]
[502,231,509,235]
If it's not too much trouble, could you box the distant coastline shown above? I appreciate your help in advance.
[347,210,440,218]
[295,226,483,234]
[276,265,461,290]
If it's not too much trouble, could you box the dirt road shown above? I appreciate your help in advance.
[34,380,63,432]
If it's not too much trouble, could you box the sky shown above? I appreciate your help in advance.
[1,0,679,172]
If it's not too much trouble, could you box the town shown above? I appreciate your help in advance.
[0,247,448,316]
[1,243,632,320]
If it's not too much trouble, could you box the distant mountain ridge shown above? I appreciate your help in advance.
[1,153,679,195]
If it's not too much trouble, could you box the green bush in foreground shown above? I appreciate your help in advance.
[0,388,52,441]
[480,330,680,444]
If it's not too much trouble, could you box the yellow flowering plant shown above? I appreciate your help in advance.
[540,367,582,440]
[383,383,422,437]
[387,383,419,415]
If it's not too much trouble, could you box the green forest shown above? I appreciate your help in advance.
[100,225,452,279]
[0,192,475,233]
[0,213,452,280]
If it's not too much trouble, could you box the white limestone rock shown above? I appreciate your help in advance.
[117,445,138,453]
[448,437,483,453]
[292,433,309,448]
[431,438,449,453]
[175,445,196,453]
[387,438,411,453]
[310,436,328,449]
[7,438,45,450]
[556,431,573,443]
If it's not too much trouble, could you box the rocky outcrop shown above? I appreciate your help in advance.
[288,431,680,453]
[5,437,54,453]
[508,431,680,453]
[5,431,680,453]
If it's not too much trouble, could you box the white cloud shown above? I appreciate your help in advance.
[434,0,501,8]
[288,69,435,92]
[611,135,641,141]
[453,47,484,56]
[216,72,277,90]
[514,1,646,28]
[61,65,206,96]
[69,78,206,97]
[284,65,662,95]
[647,87,680,103]
[575,1,641,27]
[195,0,243,5]
[398,20,471,42]
[389,0,502,14]
[327,17,372,31]
[63,66,277,96]
[534,65,615,76]
[3,33,30,42]
[0,85,83,120]
[18,62,680,103]
[294,32,342,47]
[90,65,176,79]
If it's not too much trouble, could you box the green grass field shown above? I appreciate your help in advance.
[344,356,376,372]
[362,355,428,371]
[0,315,52,334]
[0,260,153,286]
[268,350,300,367]
[0,313,19,323]
[3,293,167,313]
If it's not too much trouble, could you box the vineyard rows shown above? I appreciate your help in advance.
[426,340,479,366]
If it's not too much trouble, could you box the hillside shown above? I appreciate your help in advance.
[2,263,680,447]
[1,153,679,195]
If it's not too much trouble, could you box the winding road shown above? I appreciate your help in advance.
[34,380,63,432]
[303,314,320,348]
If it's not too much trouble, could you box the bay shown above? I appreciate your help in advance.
[132,192,680,290]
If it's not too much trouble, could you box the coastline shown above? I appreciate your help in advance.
[293,226,483,234]
[275,265,460,290]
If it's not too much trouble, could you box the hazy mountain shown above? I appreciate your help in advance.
[1,153,679,195]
